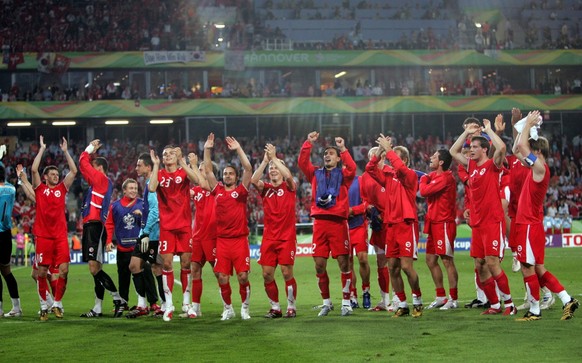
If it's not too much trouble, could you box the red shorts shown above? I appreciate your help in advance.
[370,227,386,254]
[35,236,70,267]
[32,261,60,274]
[312,218,351,259]
[470,222,505,259]
[514,223,545,265]
[258,238,296,267]
[159,226,192,255]
[425,221,456,257]
[385,221,418,259]
[508,218,518,250]
[191,237,216,266]
[349,225,368,254]
[214,236,251,275]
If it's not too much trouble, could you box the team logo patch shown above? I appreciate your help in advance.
[437,240,443,246]
[492,240,499,247]
[231,191,239,198]
[55,190,61,197]
[405,241,412,248]
[517,245,522,252]
[175,176,183,184]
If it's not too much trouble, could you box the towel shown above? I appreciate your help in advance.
[514,115,543,140]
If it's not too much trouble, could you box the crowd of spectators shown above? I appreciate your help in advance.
[1,0,581,54]
[6,128,582,239]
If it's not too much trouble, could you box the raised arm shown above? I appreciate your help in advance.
[178,148,202,185]
[298,131,318,179]
[31,135,46,188]
[511,107,522,141]
[226,136,252,189]
[61,137,78,189]
[251,151,269,193]
[203,133,218,190]
[266,143,295,191]
[336,136,356,181]
[16,164,36,203]
[148,149,160,192]
[517,110,545,182]
[187,153,209,190]
[483,118,506,168]
[450,124,478,167]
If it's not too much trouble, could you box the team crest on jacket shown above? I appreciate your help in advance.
[54,190,61,197]
[175,176,183,183]
[231,191,239,198]
[123,213,136,230]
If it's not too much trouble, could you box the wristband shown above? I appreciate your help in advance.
[85,144,95,153]
[525,152,537,167]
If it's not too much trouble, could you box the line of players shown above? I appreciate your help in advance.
[3,108,579,322]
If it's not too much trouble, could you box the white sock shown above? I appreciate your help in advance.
[11,298,21,311]
[558,290,572,305]
[93,297,103,314]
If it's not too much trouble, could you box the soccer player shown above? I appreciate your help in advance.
[458,120,489,309]
[298,131,356,317]
[150,145,202,321]
[0,161,21,318]
[361,147,393,312]
[251,143,298,318]
[30,136,77,320]
[419,149,459,310]
[347,173,371,309]
[105,178,143,316]
[366,135,423,318]
[204,133,253,320]
[79,139,125,318]
[513,110,579,321]
[15,164,60,311]
[507,109,554,311]
[186,154,217,319]
[450,118,516,316]
[126,153,163,318]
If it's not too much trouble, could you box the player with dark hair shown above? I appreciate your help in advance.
[204,133,253,320]
[347,172,371,309]
[186,155,217,319]
[150,144,204,321]
[420,149,459,310]
[298,131,356,317]
[251,143,298,318]
[451,119,516,316]
[30,136,77,320]
[79,139,125,318]
[126,153,163,318]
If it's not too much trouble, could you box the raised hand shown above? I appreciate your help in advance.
[225,136,240,151]
[60,137,68,152]
[307,131,319,143]
[204,133,215,149]
[150,149,160,166]
[335,137,346,152]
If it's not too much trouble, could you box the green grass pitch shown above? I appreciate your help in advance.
[1,248,581,362]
